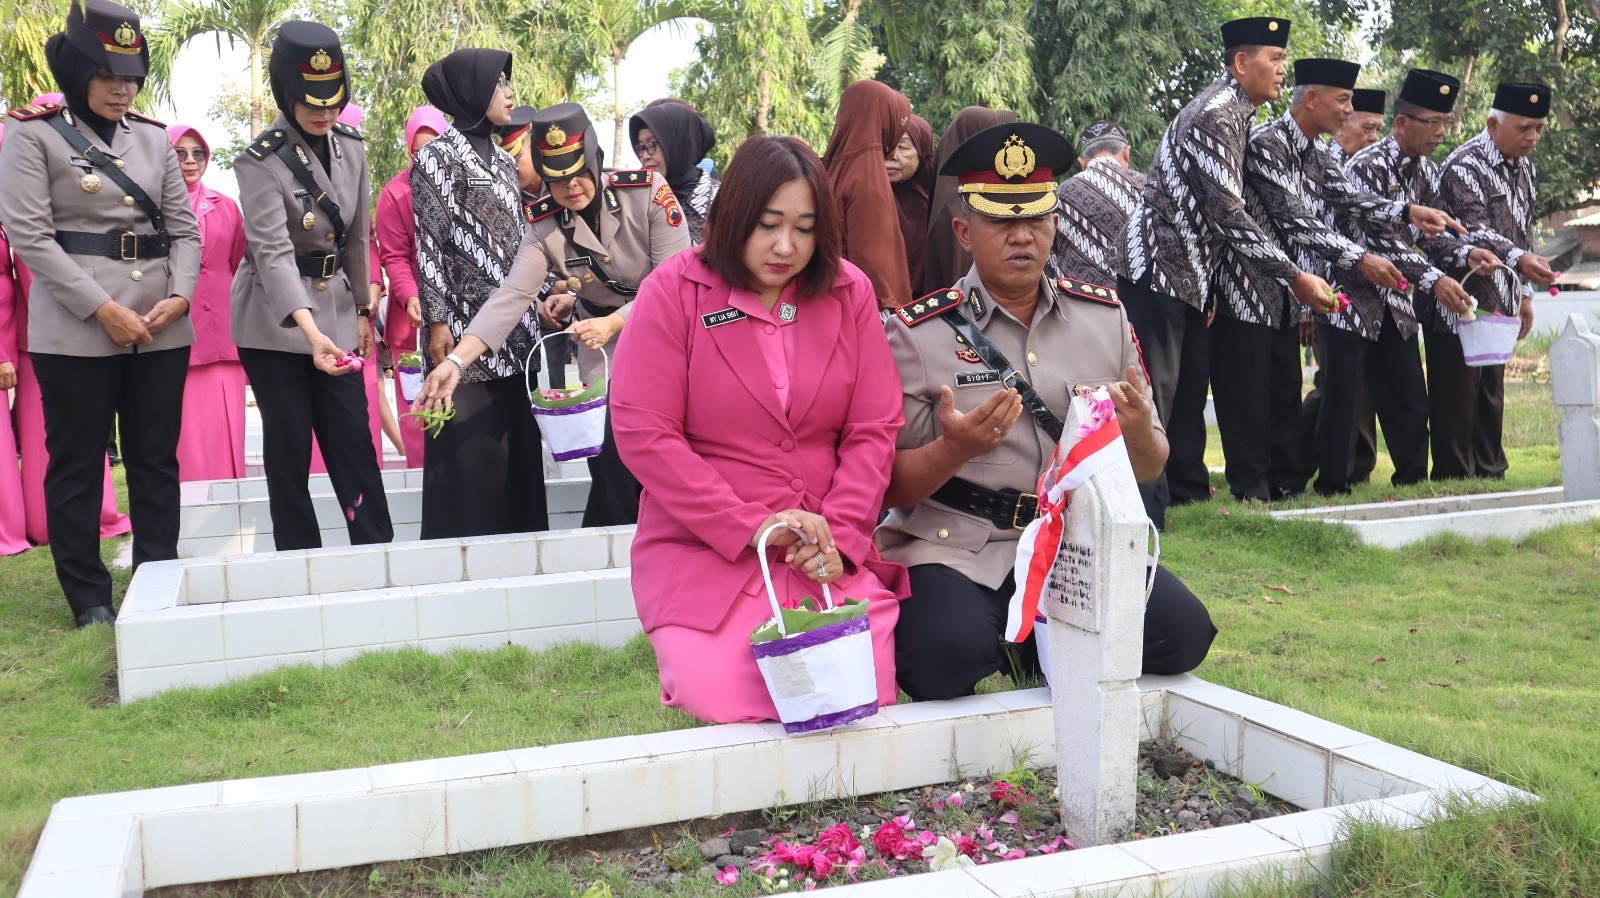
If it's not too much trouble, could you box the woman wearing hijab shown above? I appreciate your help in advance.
[8,93,130,551]
[413,102,692,528]
[888,113,934,297]
[376,105,447,468]
[822,79,913,311]
[0,124,28,556]
[410,48,548,539]
[629,98,719,245]
[0,0,201,626]
[922,106,1017,291]
[230,21,392,551]
[168,124,248,482]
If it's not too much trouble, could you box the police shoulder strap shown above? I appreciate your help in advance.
[47,111,166,233]
[937,297,1065,444]
[271,141,347,253]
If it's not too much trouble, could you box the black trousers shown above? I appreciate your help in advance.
[1118,276,1211,526]
[1424,329,1508,480]
[239,348,393,550]
[894,563,1218,702]
[1300,340,1377,485]
[32,348,188,615]
[1209,301,1306,501]
[581,409,641,528]
[421,374,548,539]
[1314,311,1429,495]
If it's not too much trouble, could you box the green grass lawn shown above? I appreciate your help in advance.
[0,377,1591,896]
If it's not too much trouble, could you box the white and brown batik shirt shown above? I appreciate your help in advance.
[1047,155,1144,286]
[1436,130,1536,329]
[1121,73,1300,308]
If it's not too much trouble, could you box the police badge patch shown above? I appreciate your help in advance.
[653,183,684,228]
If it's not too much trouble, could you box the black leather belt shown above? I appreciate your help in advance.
[295,252,343,279]
[577,295,623,319]
[931,476,1039,530]
[55,230,169,260]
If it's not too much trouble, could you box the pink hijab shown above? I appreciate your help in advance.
[166,123,210,215]
[405,105,448,156]
[337,103,364,128]
[33,92,64,106]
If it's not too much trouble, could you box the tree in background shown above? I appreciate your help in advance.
[1,0,68,108]
[885,0,1036,127]
[145,0,298,136]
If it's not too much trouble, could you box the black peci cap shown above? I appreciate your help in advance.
[940,121,1074,219]
[1491,82,1552,119]
[1293,58,1361,91]
[270,21,349,113]
[1220,17,1291,50]
[1398,69,1461,114]
[62,0,148,79]
[532,103,602,184]
[1351,88,1386,115]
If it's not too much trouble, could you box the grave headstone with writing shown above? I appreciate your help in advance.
[1550,313,1600,502]
[1040,396,1150,846]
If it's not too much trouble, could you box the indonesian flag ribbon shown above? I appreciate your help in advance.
[1005,397,1125,643]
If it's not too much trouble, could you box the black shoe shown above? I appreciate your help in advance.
[108,451,122,467]
[75,606,116,628]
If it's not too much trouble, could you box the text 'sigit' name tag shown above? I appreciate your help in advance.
[702,308,747,329]
[956,370,1002,387]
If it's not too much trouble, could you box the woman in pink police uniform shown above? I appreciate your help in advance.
[168,124,248,481]
[611,135,908,723]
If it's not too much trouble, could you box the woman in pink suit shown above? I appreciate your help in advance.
[376,105,446,468]
[168,124,248,482]
[611,135,909,724]
[8,96,131,546]
[0,124,30,555]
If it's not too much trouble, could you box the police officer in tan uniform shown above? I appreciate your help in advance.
[0,0,201,627]
[231,21,392,550]
[875,123,1216,699]
[416,103,691,527]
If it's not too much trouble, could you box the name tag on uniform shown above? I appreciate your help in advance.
[1388,185,1403,195]
[702,308,747,328]
[1490,191,1506,204]
[467,177,492,188]
[564,255,593,269]
[956,370,1001,387]
[69,155,92,170]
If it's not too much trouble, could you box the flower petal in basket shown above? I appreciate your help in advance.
[529,375,607,409]
[750,597,870,645]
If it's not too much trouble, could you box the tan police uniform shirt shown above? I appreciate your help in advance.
[0,107,200,357]
[230,116,371,355]
[874,267,1159,589]
[464,169,690,379]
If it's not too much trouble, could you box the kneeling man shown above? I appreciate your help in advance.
[875,122,1217,701]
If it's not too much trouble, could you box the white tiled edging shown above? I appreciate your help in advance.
[116,528,638,702]
[17,676,1534,898]
[176,474,593,558]
[1270,486,1600,548]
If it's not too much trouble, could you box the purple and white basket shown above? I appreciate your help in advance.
[751,523,879,734]
[525,333,608,461]
[1457,266,1525,367]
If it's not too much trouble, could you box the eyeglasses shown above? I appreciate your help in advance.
[496,75,512,95]
[1400,113,1453,130]
[173,148,208,161]
[634,139,661,157]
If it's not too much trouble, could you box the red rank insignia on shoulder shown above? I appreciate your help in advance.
[1057,278,1120,306]
[896,288,962,327]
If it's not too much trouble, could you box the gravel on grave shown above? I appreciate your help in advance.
[559,739,1295,891]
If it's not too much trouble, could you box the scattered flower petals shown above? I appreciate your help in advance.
[715,866,739,886]
[923,836,975,872]
[998,812,1019,825]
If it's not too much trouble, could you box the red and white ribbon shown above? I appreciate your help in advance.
[1005,404,1125,643]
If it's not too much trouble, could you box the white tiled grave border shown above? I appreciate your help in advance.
[1270,486,1600,548]
[176,473,594,558]
[116,527,639,702]
[17,675,1533,898]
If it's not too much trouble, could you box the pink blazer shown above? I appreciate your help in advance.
[0,225,17,365]
[187,185,247,366]
[612,249,909,632]
[375,168,420,352]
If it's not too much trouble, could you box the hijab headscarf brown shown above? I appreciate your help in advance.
[892,114,936,296]
[923,105,1018,290]
[822,79,913,310]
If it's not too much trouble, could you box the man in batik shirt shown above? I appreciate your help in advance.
[1047,120,1143,285]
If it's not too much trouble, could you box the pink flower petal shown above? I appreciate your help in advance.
[1002,849,1027,861]
[999,813,1019,825]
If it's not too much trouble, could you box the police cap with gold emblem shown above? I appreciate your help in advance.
[1220,16,1291,50]
[58,0,149,80]
[1351,88,1386,115]
[268,21,350,114]
[1398,69,1461,114]
[1491,82,1552,120]
[495,105,537,156]
[532,102,602,184]
[940,122,1073,220]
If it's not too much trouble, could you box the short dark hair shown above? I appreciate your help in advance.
[1225,44,1264,69]
[700,135,842,299]
[1393,98,1427,120]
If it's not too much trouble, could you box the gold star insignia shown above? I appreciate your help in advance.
[913,303,926,314]
[927,297,941,308]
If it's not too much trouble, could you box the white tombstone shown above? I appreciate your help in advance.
[1550,313,1600,502]
[1040,398,1149,847]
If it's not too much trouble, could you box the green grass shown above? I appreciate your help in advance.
[0,377,1593,896]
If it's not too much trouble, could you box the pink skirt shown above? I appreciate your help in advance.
[14,352,130,544]
[648,564,901,724]
[0,388,30,555]
[176,360,247,482]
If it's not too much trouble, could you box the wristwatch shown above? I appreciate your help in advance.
[355,305,372,318]
[445,353,468,373]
